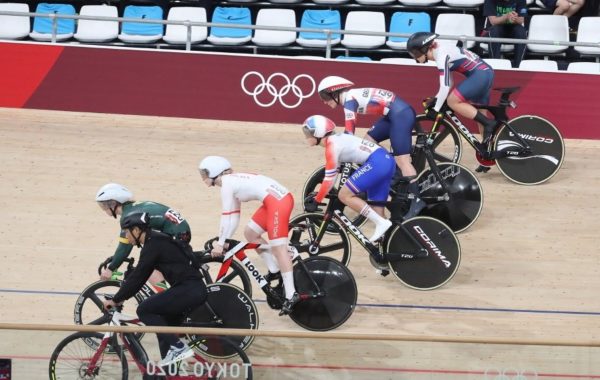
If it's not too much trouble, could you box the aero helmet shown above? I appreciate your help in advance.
[406,32,439,59]
[96,183,134,218]
[120,211,150,231]
[96,183,134,204]
[302,115,337,140]
[198,156,232,180]
[317,76,354,102]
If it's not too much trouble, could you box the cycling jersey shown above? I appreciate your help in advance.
[315,133,396,203]
[218,173,293,246]
[109,201,191,271]
[432,43,494,111]
[341,88,415,155]
[112,231,204,304]
[341,88,397,134]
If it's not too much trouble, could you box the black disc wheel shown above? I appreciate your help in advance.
[417,162,483,233]
[289,256,357,331]
[386,216,461,290]
[494,115,565,185]
[185,283,258,358]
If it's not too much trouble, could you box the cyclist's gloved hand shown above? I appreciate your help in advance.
[304,195,320,212]
[422,97,437,109]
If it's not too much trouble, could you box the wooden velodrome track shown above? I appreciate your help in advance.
[0,107,599,379]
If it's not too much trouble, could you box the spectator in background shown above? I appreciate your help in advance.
[542,0,586,19]
[483,0,528,68]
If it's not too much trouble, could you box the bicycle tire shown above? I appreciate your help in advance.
[180,336,253,380]
[185,283,258,359]
[413,115,463,173]
[289,212,352,266]
[386,216,461,290]
[417,162,483,233]
[302,164,367,231]
[74,280,145,350]
[289,256,357,331]
[49,332,128,380]
[199,256,253,297]
[494,115,565,185]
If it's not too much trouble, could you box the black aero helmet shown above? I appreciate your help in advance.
[407,32,439,59]
[120,211,150,231]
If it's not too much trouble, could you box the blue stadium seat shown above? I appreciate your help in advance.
[387,12,431,50]
[119,5,164,43]
[29,3,76,41]
[207,6,252,45]
[336,56,372,61]
[296,9,341,47]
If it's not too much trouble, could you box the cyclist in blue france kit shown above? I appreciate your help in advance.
[302,114,397,243]
[407,32,497,172]
[316,76,425,218]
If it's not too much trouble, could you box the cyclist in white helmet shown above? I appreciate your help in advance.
[198,156,299,315]
[95,183,192,291]
[302,115,397,243]
[316,75,425,219]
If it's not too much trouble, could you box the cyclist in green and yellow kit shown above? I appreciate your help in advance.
[95,183,192,289]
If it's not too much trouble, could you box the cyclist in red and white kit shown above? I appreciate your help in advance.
[198,156,299,315]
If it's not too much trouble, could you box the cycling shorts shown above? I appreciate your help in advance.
[345,148,396,202]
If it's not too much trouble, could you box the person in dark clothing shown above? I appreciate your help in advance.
[483,0,528,68]
[102,211,207,367]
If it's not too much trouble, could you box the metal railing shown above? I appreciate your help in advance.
[1,9,600,59]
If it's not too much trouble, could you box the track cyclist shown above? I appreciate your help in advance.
[317,75,425,217]
[302,114,397,244]
[95,183,192,290]
[198,156,299,315]
[406,31,497,173]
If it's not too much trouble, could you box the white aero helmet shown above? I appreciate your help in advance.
[302,115,337,139]
[95,183,134,204]
[198,156,232,179]
[317,76,354,101]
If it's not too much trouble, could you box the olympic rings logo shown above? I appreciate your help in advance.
[241,71,316,109]
[484,369,538,379]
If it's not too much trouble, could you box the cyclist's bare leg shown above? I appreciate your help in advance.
[339,186,390,242]
[447,93,494,143]
[243,226,281,274]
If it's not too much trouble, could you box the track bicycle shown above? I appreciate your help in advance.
[50,303,253,379]
[74,257,258,357]
[302,127,483,233]
[290,191,461,290]
[416,86,565,185]
[203,237,357,331]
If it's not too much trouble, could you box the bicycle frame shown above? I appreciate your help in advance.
[428,91,533,159]
[85,310,226,380]
[213,241,325,303]
[304,196,428,265]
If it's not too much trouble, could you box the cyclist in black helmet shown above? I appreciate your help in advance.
[407,31,497,173]
[102,211,206,368]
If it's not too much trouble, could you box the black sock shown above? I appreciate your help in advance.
[474,111,495,128]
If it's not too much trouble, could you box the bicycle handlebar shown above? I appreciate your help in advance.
[97,256,136,276]
[197,237,244,263]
